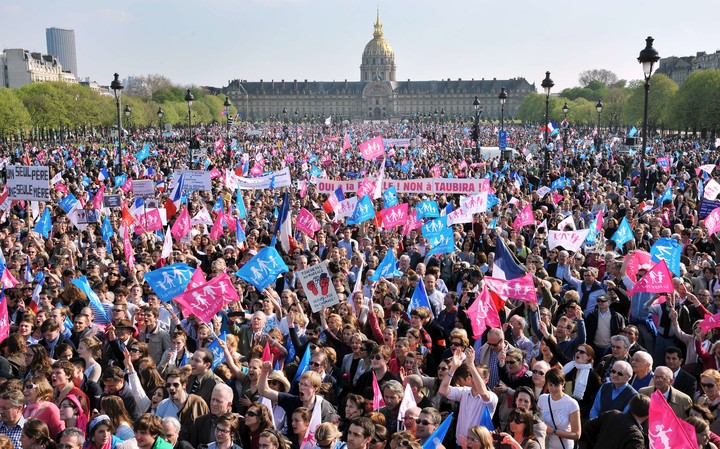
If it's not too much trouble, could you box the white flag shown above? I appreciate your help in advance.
[548,229,591,252]
[161,226,173,258]
[396,382,417,432]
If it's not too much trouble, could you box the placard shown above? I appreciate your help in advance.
[6,165,50,201]
[133,179,155,198]
[700,199,720,218]
[169,170,212,191]
[296,261,339,313]
[103,194,122,208]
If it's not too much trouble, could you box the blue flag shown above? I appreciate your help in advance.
[81,175,92,187]
[487,194,499,209]
[421,216,448,240]
[369,250,402,281]
[236,190,247,218]
[347,195,375,225]
[427,228,455,257]
[416,200,440,219]
[142,263,195,302]
[650,237,682,276]
[493,235,526,280]
[421,412,453,449]
[479,406,494,431]
[213,197,225,213]
[611,217,634,248]
[551,176,567,190]
[114,174,127,187]
[628,126,638,137]
[135,143,150,162]
[236,246,289,290]
[655,185,673,207]
[207,332,227,369]
[285,334,296,364]
[101,216,115,241]
[383,186,398,208]
[72,276,111,324]
[293,345,312,385]
[408,277,433,317]
[33,208,52,238]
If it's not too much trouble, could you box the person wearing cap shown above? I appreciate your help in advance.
[104,319,138,369]
[84,414,120,449]
[585,294,627,358]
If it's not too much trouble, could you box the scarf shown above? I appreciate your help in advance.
[562,361,592,400]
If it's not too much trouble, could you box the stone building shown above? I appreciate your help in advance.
[656,50,720,86]
[225,12,534,122]
[0,48,77,89]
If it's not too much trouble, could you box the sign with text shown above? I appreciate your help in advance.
[314,177,492,195]
[699,199,720,218]
[103,194,122,208]
[133,179,155,198]
[170,169,212,191]
[297,261,339,313]
[6,165,50,201]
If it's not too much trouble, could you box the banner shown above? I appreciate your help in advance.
[133,179,155,198]
[358,136,385,161]
[236,167,292,190]
[142,263,194,302]
[296,261,339,313]
[6,166,50,201]
[446,205,474,226]
[460,192,488,215]
[416,200,440,219]
[548,229,591,252]
[174,273,239,322]
[169,170,212,191]
[705,207,720,235]
[483,273,537,303]
[314,177,497,195]
[705,179,720,200]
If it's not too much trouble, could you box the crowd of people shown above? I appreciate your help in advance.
[0,118,716,449]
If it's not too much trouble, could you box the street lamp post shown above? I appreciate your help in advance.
[110,73,124,173]
[562,102,569,151]
[185,89,194,168]
[638,36,660,200]
[224,97,232,154]
[124,105,132,135]
[498,87,507,165]
[294,108,299,124]
[541,71,554,177]
[473,96,482,159]
[157,107,164,131]
[595,100,603,150]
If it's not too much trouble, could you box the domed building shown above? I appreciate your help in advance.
[225,11,534,122]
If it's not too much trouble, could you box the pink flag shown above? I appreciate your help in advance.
[625,250,653,281]
[356,178,375,199]
[479,178,491,192]
[705,207,720,236]
[357,136,384,161]
[342,135,352,154]
[699,312,720,333]
[123,226,135,267]
[458,160,468,171]
[188,268,207,290]
[372,372,386,410]
[121,178,133,193]
[92,185,105,210]
[649,390,697,448]
[629,260,674,296]
[296,208,321,237]
[209,213,224,240]
[483,273,537,303]
[595,209,604,232]
[134,209,164,234]
[171,207,191,240]
[0,293,8,344]
[299,180,308,198]
[402,210,423,236]
[0,269,18,289]
[381,203,409,228]
[466,284,501,338]
[55,183,69,194]
[552,192,563,205]
[262,341,273,363]
[512,204,534,231]
[174,273,239,322]
[209,168,222,179]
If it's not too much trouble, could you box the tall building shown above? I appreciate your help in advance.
[46,27,78,77]
[656,50,720,86]
[0,49,77,88]
[225,11,534,122]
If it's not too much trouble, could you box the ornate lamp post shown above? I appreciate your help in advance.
[473,96,482,159]
[157,107,164,130]
[498,87,507,165]
[110,73,124,173]
[224,97,232,153]
[541,71,554,177]
[562,102,569,151]
[595,100,603,150]
[638,36,660,199]
[185,89,194,168]
[123,105,132,135]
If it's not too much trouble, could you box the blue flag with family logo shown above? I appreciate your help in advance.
[408,277,433,317]
[114,174,127,187]
[655,185,673,208]
[368,250,402,281]
[347,195,375,225]
[135,143,150,162]
[422,216,448,240]
[416,200,440,219]
[213,197,225,213]
[236,246,289,290]
[72,276,111,324]
[33,208,52,238]
[628,126,638,138]
[421,412,453,449]
[611,217,634,248]
[551,176,567,190]
[236,189,247,219]
[142,263,194,302]
[427,228,455,257]
[81,175,92,187]
[383,186,398,208]
[101,216,115,241]
[206,332,227,369]
[650,237,682,276]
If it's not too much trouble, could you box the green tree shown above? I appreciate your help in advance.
[579,69,619,87]
[602,87,630,131]
[671,69,720,132]
[622,73,677,130]
[0,88,31,136]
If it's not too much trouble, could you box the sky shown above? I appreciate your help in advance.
[2,0,720,93]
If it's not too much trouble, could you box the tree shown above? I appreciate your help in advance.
[671,69,720,132]
[0,88,31,136]
[602,87,630,131]
[622,73,677,130]
[579,69,619,88]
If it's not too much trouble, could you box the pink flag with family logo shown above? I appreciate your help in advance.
[629,260,674,296]
[54,183,69,195]
[467,284,501,337]
[356,178,375,199]
[381,203,408,228]
[124,226,135,267]
[134,209,164,235]
[174,273,239,322]
[705,207,720,235]
[188,268,207,290]
[552,192,563,205]
[483,273,537,303]
[625,250,653,281]
[0,269,18,289]
[342,135,352,155]
[296,208,321,237]
[357,136,384,161]
[209,168,222,179]
[121,178,133,193]
[512,204,534,231]
[171,207,191,240]
[372,372,386,410]
[699,312,720,333]
[595,209,604,232]
[0,292,9,343]
[92,185,105,210]
[209,213,224,240]
[402,210,422,236]
[649,390,697,449]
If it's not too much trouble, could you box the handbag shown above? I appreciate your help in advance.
[547,396,567,449]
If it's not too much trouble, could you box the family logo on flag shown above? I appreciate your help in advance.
[236,246,289,291]
[347,195,375,225]
[142,263,194,303]
[381,203,408,229]
[611,217,634,247]
[422,216,448,240]
[357,135,385,161]
[369,250,402,282]
[466,285,501,337]
[416,200,440,219]
[383,186,398,208]
[483,273,537,303]
[173,273,239,322]
[628,259,674,296]
[650,237,682,277]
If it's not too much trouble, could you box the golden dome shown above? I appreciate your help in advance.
[363,9,394,58]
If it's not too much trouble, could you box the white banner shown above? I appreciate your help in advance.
[170,170,212,191]
[333,197,358,221]
[133,179,155,198]
[296,261,339,313]
[236,167,292,190]
[315,177,490,195]
[446,205,474,225]
[6,165,50,201]
[705,179,720,200]
[548,229,591,252]
[460,192,488,214]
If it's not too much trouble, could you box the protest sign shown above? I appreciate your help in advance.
[6,166,50,201]
[236,167,292,190]
[170,169,212,191]
[102,194,122,208]
[133,179,155,198]
[296,261,339,313]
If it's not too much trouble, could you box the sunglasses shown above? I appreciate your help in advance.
[415,419,434,426]
[23,384,36,390]
[246,410,259,417]
[610,369,628,377]
[532,370,545,376]
[702,383,717,389]
[510,417,525,424]
[129,348,141,353]
[506,360,518,365]
[487,340,503,347]
[450,342,464,347]
[372,355,385,361]
[310,361,323,367]
[318,444,334,449]
[576,349,588,355]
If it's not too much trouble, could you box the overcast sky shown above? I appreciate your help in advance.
[2,0,719,93]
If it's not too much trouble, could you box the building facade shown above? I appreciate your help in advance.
[0,49,77,89]
[656,50,720,85]
[46,27,78,77]
[225,12,534,122]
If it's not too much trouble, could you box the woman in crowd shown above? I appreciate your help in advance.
[258,430,290,449]
[128,342,150,369]
[538,369,581,449]
[561,344,601,419]
[341,394,366,436]
[20,419,56,449]
[505,409,541,449]
[101,395,135,441]
[24,344,52,380]
[149,386,168,415]
[462,425,494,449]
[22,376,64,439]
[77,336,103,383]
[58,394,88,438]
[85,415,121,449]
[697,369,720,435]
[290,408,312,449]
[3,333,27,378]
[314,423,346,449]
[239,402,274,449]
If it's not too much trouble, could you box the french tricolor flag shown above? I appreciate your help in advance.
[323,187,345,214]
